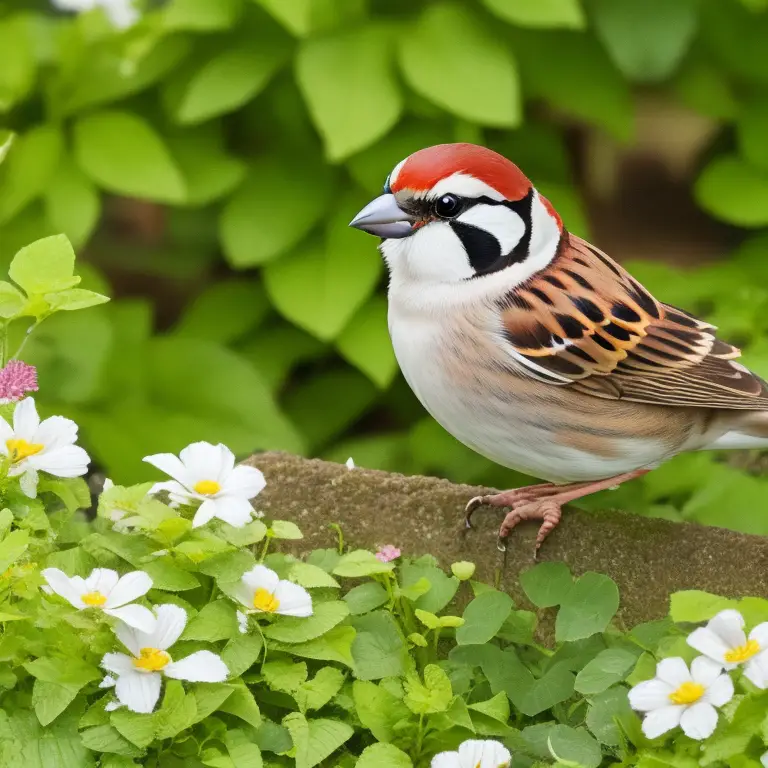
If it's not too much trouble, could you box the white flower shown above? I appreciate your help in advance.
[233,565,313,619]
[0,398,89,498]
[345,457,355,470]
[41,567,155,632]
[101,604,228,713]
[687,609,768,688]
[628,656,734,740]
[51,0,139,29]
[431,739,511,768]
[236,610,248,634]
[144,442,265,529]
[762,752,768,768]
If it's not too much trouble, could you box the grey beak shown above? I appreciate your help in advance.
[349,193,415,239]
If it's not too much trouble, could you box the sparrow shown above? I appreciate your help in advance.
[349,143,768,554]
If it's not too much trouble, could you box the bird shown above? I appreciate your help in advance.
[348,142,768,555]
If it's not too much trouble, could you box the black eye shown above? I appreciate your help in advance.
[434,194,462,218]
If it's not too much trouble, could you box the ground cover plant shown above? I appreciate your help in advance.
[0,236,768,767]
[1,0,768,533]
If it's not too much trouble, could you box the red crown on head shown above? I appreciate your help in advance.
[389,143,532,201]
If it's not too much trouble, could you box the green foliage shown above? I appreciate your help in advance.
[0,0,767,540]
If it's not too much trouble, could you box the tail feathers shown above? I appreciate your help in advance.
[702,411,768,451]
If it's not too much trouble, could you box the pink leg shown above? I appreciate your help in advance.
[465,469,650,557]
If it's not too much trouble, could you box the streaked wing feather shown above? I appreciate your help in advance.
[499,233,768,410]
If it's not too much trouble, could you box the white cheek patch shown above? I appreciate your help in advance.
[456,204,525,256]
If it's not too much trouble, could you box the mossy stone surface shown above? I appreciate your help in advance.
[248,452,768,628]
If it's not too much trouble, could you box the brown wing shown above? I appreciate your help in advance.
[499,233,768,409]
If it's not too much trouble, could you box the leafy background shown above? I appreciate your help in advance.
[1,0,768,533]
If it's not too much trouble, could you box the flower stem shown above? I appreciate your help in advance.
[258,533,272,562]
[12,320,41,361]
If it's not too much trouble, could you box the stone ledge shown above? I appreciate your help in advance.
[247,452,768,627]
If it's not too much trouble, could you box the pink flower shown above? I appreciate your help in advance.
[0,361,38,404]
[375,545,401,563]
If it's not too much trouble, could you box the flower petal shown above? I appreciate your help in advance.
[164,651,229,683]
[458,740,511,768]
[687,627,731,666]
[143,452,192,487]
[232,582,256,611]
[680,702,718,740]
[208,496,253,527]
[236,611,248,634]
[750,622,768,648]
[115,622,142,657]
[691,656,726,687]
[274,580,313,617]
[101,652,136,676]
[105,571,153,608]
[29,445,90,477]
[241,565,280,595]
[105,604,157,633]
[144,604,187,651]
[192,498,219,528]
[0,416,13,447]
[13,397,39,439]
[641,705,683,739]
[33,415,78,451]
[115,669,162,714]
[84,568,119,596]
[430,752,462,768]
[628,680,674,712]
[655,657,692,688]
[41,568,86,608]
[222,465,266,499]
[702,672,734,707]
[707,610,747,648]
[19,468,38,498]
[99,675,116,688]
[104,700,122,712]
[744,652,768,689]
[149,480,188,497]
[179,442,228,484]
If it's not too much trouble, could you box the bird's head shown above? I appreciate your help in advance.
[350,143,564,288]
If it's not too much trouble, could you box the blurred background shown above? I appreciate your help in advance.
[1,0,768,533]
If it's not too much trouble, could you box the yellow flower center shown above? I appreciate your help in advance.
[724,639,761,664]
[81,591,107,607]
[669,681,705,705]
[193,479,221,496]
[133,647,170,672]
[253,588,280,613]
[6,438,44,462]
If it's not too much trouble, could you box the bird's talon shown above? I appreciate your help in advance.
[496,537,507,553]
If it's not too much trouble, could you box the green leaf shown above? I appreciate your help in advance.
[0,131,14,165]
[456,590,514,645]
[336,297,398,388]
[343,582,389,615]
[403,664,453,715]
[547,725,602,768]
[738,100,768,173]
[333,550,394,578]
[282,713,354,768]
[288,561,340,589]
[263,600,349,643]
[0,529,28,572]
[221,633,264,678]
[182,600,238,642]
[468,691,510,725]
[31,679,84,727]
[585,685,639,748]
[590,0,698,82]
[270,625,356,668]
[520,561,573,608]
[170,40,287,125]
[218,681,262,729]
[263,659,308,694]
[482,0,584,28]
[356,743,413,768]
[400,561,459,614]
[351,611,409,680]
[45,289,109,312]
[0,15,34,111]
[296,667,345,712]
[9,234,79,296]
[80,724,142,757]
[297,24,402,161]
[398,2,520,126]
[109,709,155,749]
[263,196,382,341]
[153,680,197,739]
[695,155,768,227]
[352,680,411,742]
[224,729,264,768]
[669,590,738,623]
[0,124,62,224]
[192,682,235,723]
[174,279,268,344]
[163,0,242,31]
[575,648,637,694]
[74,111,186,204]
[220,154,334,267]
[556,572,619,642]
[43,156,101,249]
[270,520,303,540]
